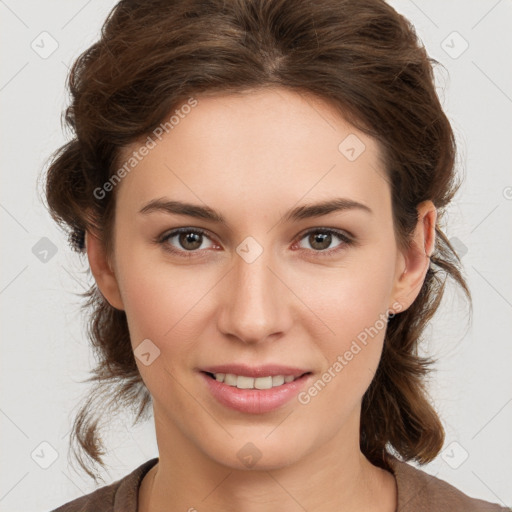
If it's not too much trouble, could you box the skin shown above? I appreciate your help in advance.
[86,87,436,512]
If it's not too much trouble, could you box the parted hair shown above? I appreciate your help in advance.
[44,0,471,481]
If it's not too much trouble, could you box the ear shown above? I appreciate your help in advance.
[85,229,125,311]
[389,200,437,314]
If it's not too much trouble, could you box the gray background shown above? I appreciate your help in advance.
[1,1,511,510]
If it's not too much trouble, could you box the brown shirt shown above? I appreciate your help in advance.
[50,455,510,511]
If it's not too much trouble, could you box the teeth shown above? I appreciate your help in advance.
[212,373,300,389]
[273,375,285,386]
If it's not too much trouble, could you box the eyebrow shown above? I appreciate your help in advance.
[139,197,373,224]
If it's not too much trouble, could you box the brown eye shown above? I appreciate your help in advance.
[308,232,332,251]
[178,231,203,251]
[158,227,216,257]
[296,228,353,255]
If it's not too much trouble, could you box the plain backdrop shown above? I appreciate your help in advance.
[1,1,511,511]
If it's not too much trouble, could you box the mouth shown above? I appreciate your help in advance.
[201,371,312,390]
[199,368,314,414]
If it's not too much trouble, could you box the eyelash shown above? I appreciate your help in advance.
[155,227,355,259]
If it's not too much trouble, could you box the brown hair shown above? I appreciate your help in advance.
[44,0,471,481]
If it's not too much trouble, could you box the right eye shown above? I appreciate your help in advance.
[157,227,219,258]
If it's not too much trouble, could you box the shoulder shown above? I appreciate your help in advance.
[386,455,510,512]
[50,458,158,512]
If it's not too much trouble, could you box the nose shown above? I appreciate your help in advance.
[216,243,294,345]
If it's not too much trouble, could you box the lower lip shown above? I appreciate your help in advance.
[200,372,312,414]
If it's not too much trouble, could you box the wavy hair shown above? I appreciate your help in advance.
[43,0,471,481]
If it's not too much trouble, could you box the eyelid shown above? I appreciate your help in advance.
[296,226,354,243]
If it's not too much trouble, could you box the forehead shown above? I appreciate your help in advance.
[115,87,390,219]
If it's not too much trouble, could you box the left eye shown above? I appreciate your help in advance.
[157,227,353,257]
[294,228,353,254]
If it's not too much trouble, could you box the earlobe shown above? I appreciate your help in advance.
[390,200,437,313]
[85,230,125,310]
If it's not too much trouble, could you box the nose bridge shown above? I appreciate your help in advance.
[217,237,291,344]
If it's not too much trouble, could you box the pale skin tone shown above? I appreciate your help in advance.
[86,87,436,512]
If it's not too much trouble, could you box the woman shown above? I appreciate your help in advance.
[44,0,509,510]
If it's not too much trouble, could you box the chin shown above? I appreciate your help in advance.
[201,435,307,472]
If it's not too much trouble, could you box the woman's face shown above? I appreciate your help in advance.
[93,87,430,470]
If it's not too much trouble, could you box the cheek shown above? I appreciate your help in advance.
[300,292,388,419]
[116,256,207,400]
[115,252,203,349]
[307,258,394,344]
[302,257,394,393]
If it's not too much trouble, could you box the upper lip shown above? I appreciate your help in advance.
[200,364,311,378]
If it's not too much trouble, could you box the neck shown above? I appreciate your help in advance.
[138,406,397,512]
